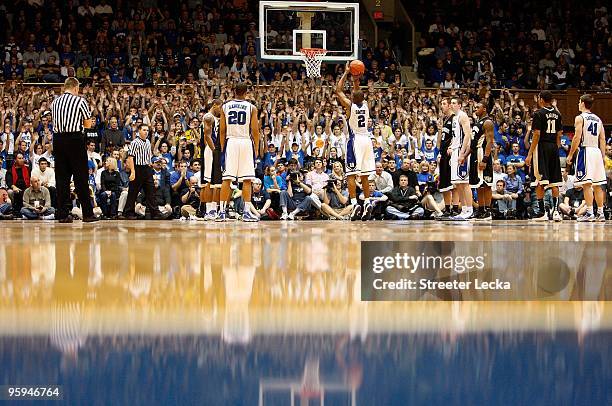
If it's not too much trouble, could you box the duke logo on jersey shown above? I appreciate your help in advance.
[345,103,375,176]
[222,100,256,182]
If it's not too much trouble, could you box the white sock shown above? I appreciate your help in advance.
[211,202,217,211]
[244,201,252,212]
[290,209,300,216]
[282,206,288,214]
[597,207,604,214]
[220,201,226,213]
[351,197,357,206]
[205,203,212,212]
[586,206,593,215]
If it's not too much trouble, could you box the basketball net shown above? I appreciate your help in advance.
[300,48,328,78]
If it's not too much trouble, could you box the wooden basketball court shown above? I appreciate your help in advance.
[1,220,610,336]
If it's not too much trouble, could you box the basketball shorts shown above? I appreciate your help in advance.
[346,135,375,176]
[450,148,469,184]
[469,147,493,189]
[222,137,256,182]
[202,145,223,187]
[529,141,562,188]
[574,146,606,186]
[438,150,453,192]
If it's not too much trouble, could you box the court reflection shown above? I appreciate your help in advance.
[0,223,611,337]
[0,223,611,405]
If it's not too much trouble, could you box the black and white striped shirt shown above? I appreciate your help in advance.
[50,92,92,133]
[128,136,153,165]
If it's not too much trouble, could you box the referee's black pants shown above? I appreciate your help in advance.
[53,132,94,220]
[123,165,161,218]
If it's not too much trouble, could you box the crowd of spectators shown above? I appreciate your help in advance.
[0,0,611,221]
[0,0,398,87]
[407,0,612,90]
[0,79,610,221]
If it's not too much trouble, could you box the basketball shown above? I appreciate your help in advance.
[349,60,365,76]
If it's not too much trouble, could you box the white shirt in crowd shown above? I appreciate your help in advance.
[306,170,329,192]
[369,170,394,193]
[442,80,460,89]
[309,132,328,156]
[328,133,346,158]
[31,166,56,188]
[493,171,506,186]
[1,132,15,154]
[88,150,102,167]
[31,151,54,171]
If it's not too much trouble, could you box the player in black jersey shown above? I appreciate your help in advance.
[437,98,457,219]
[199,99,223,220]
[469,100,495,220]
[525,91,563,221]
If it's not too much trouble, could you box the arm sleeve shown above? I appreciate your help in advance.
[127,141,137,157]
[79,98,92,120]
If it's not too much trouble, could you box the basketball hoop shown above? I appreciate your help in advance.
[299,48,328,78]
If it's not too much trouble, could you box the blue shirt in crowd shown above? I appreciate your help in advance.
[558,134,571,157]
[505,175,523,194]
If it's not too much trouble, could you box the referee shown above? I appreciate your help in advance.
[51,77,97,223]
[121,124,163,220]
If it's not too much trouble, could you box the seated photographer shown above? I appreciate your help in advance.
[416,161,443,217]
[492,179,518,219]
[359,179,388,220]
[180,176,201,219]
[558,185,587,220]
[320,178,353,220]
[280,170,321,220]
[385,174,425,220]
[235,178,274,220]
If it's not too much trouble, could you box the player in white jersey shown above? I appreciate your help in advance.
[567,94,607,222]
[449,98,474,220]
[218,83,260,222]
[199,99,223,220]
[336,62,376,221]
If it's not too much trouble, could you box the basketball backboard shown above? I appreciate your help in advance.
[258,1,360,62]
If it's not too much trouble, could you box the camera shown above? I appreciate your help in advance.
[288,171,299,183]
[325,179,337,192]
